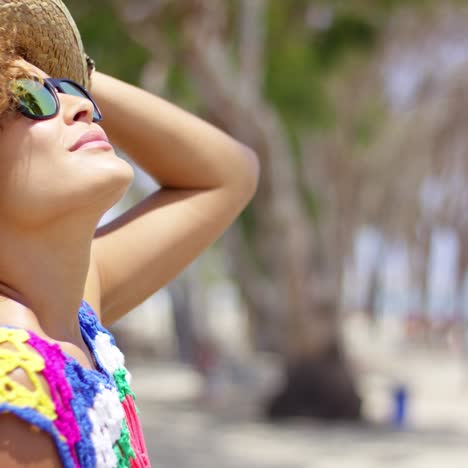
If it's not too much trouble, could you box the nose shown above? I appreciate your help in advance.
[61,94,95,125]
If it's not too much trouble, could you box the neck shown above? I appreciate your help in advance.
[0,215,99,342]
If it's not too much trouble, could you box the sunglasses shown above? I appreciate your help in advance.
[11,78,103,122]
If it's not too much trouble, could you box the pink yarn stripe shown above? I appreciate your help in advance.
[27,334,81,467]
[123,395,150,467]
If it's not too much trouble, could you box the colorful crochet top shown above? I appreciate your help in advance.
[0,300,150,467]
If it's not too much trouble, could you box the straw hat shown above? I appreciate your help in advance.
[0,0,94,89]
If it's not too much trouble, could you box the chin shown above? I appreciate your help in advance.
[1,156,135,230]
[106,156,135,186]
[82,150,134,186]
[95,159,135,207]
[65,156,135,217]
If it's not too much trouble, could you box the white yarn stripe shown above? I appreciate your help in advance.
[94,332,125,374]
[87,384,125,468]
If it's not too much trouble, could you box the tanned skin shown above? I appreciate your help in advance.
[0,63,259,466]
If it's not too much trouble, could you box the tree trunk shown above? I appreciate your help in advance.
[365,258,382,325]
[181,0,361,420]
[408,229,432,346]
[455,235,468,363]
[112,0,362,421]
[168,275,199,364]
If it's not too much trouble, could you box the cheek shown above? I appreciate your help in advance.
[0,122,67,225]
[0,118,59,180]
[27,121,134,202]
[0,147,135,229]
[0,154,55,227]
[0,119,134,228]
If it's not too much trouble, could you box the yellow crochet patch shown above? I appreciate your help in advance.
[0,328,56,420]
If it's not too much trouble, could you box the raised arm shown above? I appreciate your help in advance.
[90,72,259,325]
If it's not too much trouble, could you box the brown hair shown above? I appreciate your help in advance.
[0,27,39,117]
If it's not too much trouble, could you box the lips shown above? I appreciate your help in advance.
[69,128,111,152]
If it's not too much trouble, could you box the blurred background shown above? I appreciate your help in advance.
[67,1,468,466]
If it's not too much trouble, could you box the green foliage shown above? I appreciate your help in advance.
[158,5,185,51]
[166,63,200,111]
[263,1,384,224]
[264,2,332,130]
[65,0,150,85]
[264,2,380,137]
[301,185,322,223]
[315,13,377,68]
[377,0,432,9]
[238,203,257,244]
[238,204,271,276]
[353,100,386,147]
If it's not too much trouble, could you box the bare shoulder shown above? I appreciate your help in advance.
[0,298,44,334]
[0,334,52,397]
[0,413,62,467]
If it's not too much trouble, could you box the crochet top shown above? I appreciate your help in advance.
[0,300,150,468]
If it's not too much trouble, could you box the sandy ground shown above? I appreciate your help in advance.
[128,315,468,467]
[138,404,468,468]
[131,360,468,467]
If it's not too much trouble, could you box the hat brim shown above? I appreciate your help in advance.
[0,0,90,88]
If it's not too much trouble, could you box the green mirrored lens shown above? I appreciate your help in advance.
[60,82,101,121]
[14,79,56,117]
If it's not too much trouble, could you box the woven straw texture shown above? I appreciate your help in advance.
[0,0,90,88]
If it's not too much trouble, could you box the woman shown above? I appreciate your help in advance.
[0,1,259,466]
